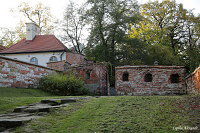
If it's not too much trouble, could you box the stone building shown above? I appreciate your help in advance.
[0,56,58,88]
[115,65,186,95]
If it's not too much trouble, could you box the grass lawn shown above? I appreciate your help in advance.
[1,87,199,132]
[16,95,200,133]
[0,87,54,114]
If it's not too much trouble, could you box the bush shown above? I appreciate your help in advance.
[38,74,88,95]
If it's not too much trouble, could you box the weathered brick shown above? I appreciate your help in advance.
[0,71,9,74]
[115,65,187,96]
[0,56,57,88]
[65,62,109,96]
[7,75,16,79]
[186,66,200,94]
[20,70,29,74]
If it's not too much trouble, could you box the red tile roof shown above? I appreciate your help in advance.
[0,45,6,51]
[0,35,69,54]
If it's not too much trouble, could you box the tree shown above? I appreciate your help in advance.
[129,0,200,71]
[17,2,55,34]
[116,38,148,65]
[1,2,56,47]
[130,0,187,53]
[61,1,86,54]
[0,27,18,47]
[85,0,140,65]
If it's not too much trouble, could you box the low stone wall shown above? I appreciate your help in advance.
[186,66,200,94]
[66,52,85,65]
[115,65,186,96]
[47,60,68,71]
[65,63,109,95]
[0,56,58,88]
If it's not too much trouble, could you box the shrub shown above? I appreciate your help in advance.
[38,74,88,95]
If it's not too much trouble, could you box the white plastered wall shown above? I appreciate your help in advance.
[1,52,66,67]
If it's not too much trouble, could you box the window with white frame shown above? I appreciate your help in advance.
[30,57,38,65]
[49,56,58,62]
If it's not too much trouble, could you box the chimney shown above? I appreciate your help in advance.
[26,23,40,40]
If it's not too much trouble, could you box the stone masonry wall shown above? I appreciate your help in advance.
[65,63,109,95]
[115,66,186,96]
[47,60,67,71]
[66,52,85,65]
[186,66,200,94]
[0,56,58,88]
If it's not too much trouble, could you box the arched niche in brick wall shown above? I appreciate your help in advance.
[86,71,90,79]
[144,73,153,82]
[170,74,179,83]
[122,72,129,81]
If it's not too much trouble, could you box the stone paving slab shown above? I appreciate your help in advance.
[0,97,92,132]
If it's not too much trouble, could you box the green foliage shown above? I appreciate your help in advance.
[84,0,140,65]
[129,0,200,71]
[105,62,115,87]
[116,38,148,65]
[38,74,88,96]
[184,49,200,72]
[146,45,181,65]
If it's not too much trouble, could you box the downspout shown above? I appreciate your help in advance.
[60,52,65,61]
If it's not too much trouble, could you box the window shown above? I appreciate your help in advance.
[49,56,58,62]
[86,71,90,79]
[170,74,179,83]
[144,73,152,82]
[123,72,129,81]
[30,57,38,65]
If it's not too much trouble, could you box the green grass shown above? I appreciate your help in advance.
[1,87,199,132]
[16,96,198,133]
[0,87,52,97]
[0,87,54,114]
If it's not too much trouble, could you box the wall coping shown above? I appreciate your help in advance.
[46,60,66,64]
[115,65,185,69]
[66,62,106,69]
[0,56,62,72]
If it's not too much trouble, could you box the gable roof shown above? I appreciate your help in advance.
[0,35,69,54]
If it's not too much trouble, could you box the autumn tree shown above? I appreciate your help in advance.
[129,0,200,71]
[130,0,186,53]
[61,1,87,54]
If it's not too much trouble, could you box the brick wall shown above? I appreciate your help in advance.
[115,65,186,96]
[0,56,58,88]
[186,66,200,94]
[65,63,109,95]
[47,60,69,71]
[66,52,85,65]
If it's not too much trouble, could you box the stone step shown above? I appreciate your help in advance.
[0,113,40,130]
[0,97,91,132]
[40,99,61,105]
[61,98,77,104]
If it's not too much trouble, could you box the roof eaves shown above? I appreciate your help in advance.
[0,50,67,55]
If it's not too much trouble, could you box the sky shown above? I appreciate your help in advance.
[0,0,199,30]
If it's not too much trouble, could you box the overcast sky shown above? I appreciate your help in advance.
[0,0,199,30]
